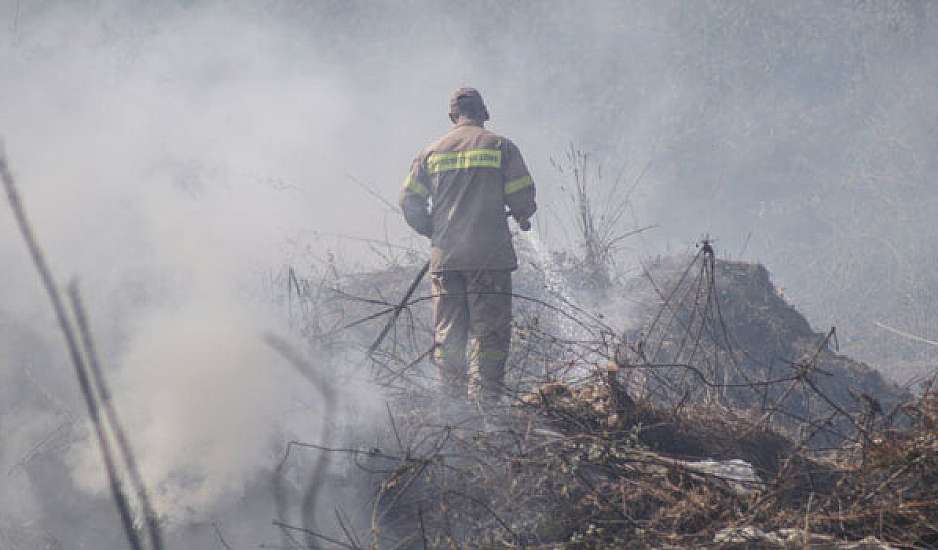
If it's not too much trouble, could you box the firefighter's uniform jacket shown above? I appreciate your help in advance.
[400,120,536,401]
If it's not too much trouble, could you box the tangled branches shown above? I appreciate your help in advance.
[272,237,932,549]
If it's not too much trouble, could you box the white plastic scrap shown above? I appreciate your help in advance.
[714,527,899,549]
[713,526,782,545]
[681,458,763,495]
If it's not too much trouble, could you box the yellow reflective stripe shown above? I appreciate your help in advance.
[427,148,502,174]
[404,174,429,197]
[504,175,532,195]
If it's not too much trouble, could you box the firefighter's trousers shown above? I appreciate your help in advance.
[431,270,511,403]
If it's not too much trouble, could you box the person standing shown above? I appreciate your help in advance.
[399,87,536,408]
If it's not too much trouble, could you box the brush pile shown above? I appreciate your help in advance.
[367,372,937,549]
[291,249,934,548]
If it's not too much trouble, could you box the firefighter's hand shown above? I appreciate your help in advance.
[517,217,532,232]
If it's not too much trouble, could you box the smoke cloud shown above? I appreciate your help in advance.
[2,0,937,546]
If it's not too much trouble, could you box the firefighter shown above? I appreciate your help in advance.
[399,87,536,408]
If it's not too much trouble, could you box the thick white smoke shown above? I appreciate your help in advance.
[67,299,294,518]
[0,2,384,539]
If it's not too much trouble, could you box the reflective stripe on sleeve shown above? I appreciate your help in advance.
[504,175,533,195]
[404,174,430,197]
[427,148,502,174]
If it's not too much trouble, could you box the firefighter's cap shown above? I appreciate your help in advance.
[449,87,490,121]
